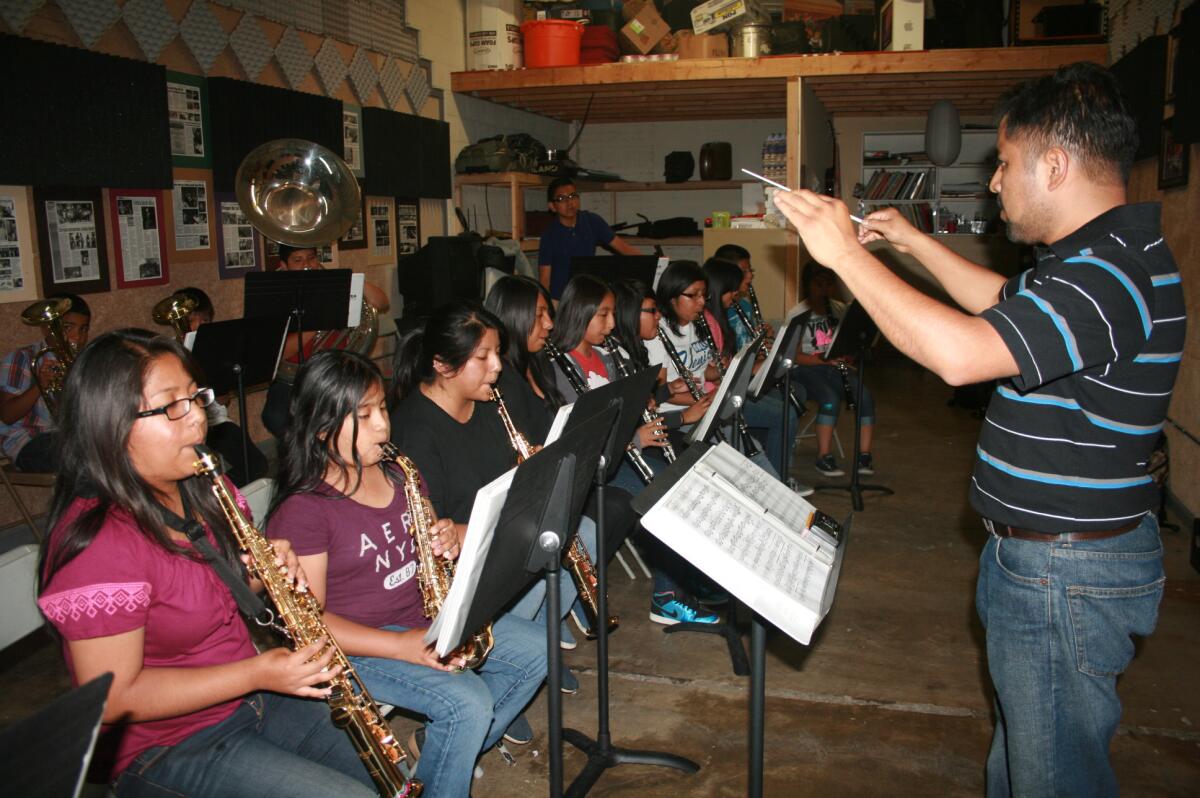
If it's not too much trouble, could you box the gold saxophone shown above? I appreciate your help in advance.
[192,446,422,798]
[490,385,618,640]
[380,442,494,670]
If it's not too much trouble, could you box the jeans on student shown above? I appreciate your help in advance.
[351,614,547,798]
[14,431,59,472]
[114,693,377,797]
[742,391,798,476]
[791,364,875,428]
[975,513,1165,798]
[507,515,594,623]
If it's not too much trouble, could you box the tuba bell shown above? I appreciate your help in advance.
[20,297,77,414]
[152,292,199,343]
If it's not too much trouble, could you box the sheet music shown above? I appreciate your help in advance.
[347,273,365,326]
[543,403,574,447]
[749,301,810,395]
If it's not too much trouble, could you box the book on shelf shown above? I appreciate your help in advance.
[863,168,931,201]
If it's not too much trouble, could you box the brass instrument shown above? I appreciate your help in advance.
[20,297,77,414]
[152,293,199,342]
[604,333,676,465]
[380,442,494,670]
[192,446,422,798]
[276,299,380,384]
[692,315,759,455]
[491,383,618,640]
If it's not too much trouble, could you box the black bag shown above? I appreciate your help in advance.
[664,151,694,183]
[636,216,700,238]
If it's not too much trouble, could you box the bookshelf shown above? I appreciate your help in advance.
[859,129,999,235]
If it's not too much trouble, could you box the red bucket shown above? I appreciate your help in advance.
[521,20,586,68]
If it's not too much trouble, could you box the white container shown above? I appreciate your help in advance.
[466,0,523,70]
[879,0,925,52]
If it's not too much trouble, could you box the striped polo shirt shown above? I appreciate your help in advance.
[972,203,1185,533]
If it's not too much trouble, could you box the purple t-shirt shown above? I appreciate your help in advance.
[270,469,428,631]
[38,484,258,779]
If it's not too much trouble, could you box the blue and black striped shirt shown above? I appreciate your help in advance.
[972,203,1185,532]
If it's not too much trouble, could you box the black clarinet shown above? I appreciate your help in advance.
[692,315,759,456]
[604,333,676,464]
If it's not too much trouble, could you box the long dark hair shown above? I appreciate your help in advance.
[484,275,563,406]
[549,274,610,353]
[656,260,706,336]
[611,278,654,369]
[801,259,837,310]
[703,257,744,359]
[38,329,235,592]
[392,300,505,402]
[268,350,384,522]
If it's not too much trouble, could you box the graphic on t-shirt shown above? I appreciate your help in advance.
[803,314,838,356]
[357,517,418,591]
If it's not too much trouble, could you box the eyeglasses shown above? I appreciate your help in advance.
[680,291,705,301]
[136,387,215,421]
[552,192,580,203]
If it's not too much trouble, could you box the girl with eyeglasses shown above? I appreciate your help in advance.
[36,330,377,797]
[267,349,546,798]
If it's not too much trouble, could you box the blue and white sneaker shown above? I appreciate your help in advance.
[650,592,719,626]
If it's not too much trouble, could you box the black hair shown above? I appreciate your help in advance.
[712,244,750,264]
[611,278,655,369]
[550,274,611,353]
[38,329,236,594]
[703,257,744,359]
[392,300,505,402]
[176,286,214,320]
[276,243,317,265]
[801,260,837,304]
[268,350,384,520]
[484,275,564,406]
[51,292,90,319]
[547,176,576,203]
[994,61,1138,183]
[655,260,707,336]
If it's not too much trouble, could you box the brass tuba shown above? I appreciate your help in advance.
[152,292,198,343]
[20,297,77,414]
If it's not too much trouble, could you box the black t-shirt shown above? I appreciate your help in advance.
[390,389,518,525]
[495,360,555,445]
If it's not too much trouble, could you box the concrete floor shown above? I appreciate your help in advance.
[2,361,1198,796]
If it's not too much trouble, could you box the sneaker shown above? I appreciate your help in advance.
[786,477,815,497]
[568,607,591,639]
[559,619,577,650]
[650,592,720,626]
[502,713,533,745]
[560,664,580,695]
[814,455,844,477]
[857,452,875,475]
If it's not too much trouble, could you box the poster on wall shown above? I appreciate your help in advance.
[172,179,211,251]
[343,105,365,177]
[368,197,394,265]
[0,186,38,303]
[339,194,367,251]
[166,71,212,168]
[33,187,110,295]
[111,189,169,288]
[216,192,263,279]
[396,199,420,256]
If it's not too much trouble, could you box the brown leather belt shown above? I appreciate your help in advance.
[983,516,1143,543]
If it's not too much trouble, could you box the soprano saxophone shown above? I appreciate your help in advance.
[491,382,618,640]
[191,446,422,798]
[380,443,494,670]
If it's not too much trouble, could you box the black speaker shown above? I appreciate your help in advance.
[397,236,484,318]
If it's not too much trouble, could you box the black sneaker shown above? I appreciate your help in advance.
[502,713,533,745]
[857,452,875,475]
[814,455,844,477]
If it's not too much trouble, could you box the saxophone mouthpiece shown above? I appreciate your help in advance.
[192,444,221,475]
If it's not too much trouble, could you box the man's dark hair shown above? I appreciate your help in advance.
[713,244,750,263]
[276,243,318,264]
[995,61,1138,182]
[50,293,90,319]
[547,177,576,203]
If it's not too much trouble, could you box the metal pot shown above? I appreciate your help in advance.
[732,23,771,58]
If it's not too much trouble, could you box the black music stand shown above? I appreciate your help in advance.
[687,334,765,457]
[244,269,354,365]
[1,672,112,798]
[570,255,658,288]
[749,308,811,481]
[813,300,893,511]
[189,316,288,480]
[558,369,698,796]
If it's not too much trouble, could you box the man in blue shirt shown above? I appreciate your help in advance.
[537,177,644,299]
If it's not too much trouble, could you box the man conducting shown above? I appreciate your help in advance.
[776,62,1185,797]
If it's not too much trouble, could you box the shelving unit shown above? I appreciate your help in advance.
[859,129,999,235]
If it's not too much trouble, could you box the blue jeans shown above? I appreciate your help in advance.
[350,614,547,798]
[742,390,798,477]
[114,693,377,797]
[507,514,594,623]
[975,513,1165,798]
[791,364,875,427]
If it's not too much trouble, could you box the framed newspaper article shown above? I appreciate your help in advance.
[167,168,214,262]
[0,185,40,304]
[33,186,111,295]
[214,191,263,279]
[110,189,170,289]
[166,71,212,168]
[366,197,395,266]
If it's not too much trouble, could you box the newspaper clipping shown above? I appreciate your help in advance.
[115,196,164,281]
[0,195,24,291]
[397,202,419,255]
[370,201,391,258]
[173,180,210,250]
[343,110,361,171]
[167,81,205,158]
[220,200,257,270]
[44,200,101,283]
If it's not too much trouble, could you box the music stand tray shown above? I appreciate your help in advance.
[244,269,355,346]
[687,333,765,447]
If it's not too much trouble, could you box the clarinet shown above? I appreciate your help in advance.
[835,360,857,412]
[543,340,656,484]
[604,333,675,464]
[653,324,730,446]
[192,446,422,798]
[692,315,759,456]
[746,283,766,331]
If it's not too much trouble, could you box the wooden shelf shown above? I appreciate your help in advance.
[455,173,751,192]
[516,235,705,250]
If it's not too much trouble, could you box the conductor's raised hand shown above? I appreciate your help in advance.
[859,207,921,253]
[774,190,861,268]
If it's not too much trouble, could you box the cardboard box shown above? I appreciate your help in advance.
[620,4,671,54]
[879,0,924,52]
[621,0,656,22]
[691,0,768,35]
[675,30,730,59]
